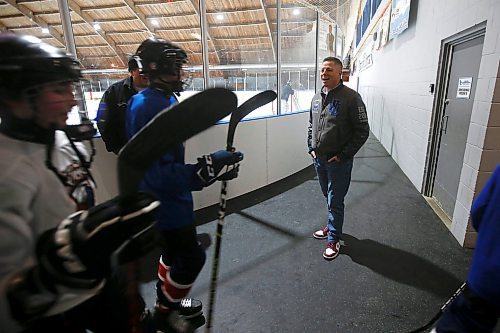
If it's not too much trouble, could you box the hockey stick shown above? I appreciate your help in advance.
[406,282,466,333]
[205,90,277,332]
[116,88,237,332]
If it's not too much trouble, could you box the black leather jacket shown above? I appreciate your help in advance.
[96,76,137,154]
[307,82,370,160]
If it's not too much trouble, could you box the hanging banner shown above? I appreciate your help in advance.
[375,6,391,50]
[389,0,411,40]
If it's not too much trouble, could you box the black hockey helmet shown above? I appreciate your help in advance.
[127,55,139,71]
[0,33,81,97]
[135,37,188,78]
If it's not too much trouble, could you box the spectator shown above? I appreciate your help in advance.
[308,56,369,261]
[281,80,294,103]
[96,56,148,154]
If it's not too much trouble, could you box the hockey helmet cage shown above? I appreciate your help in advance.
[0,33,82,96]
[135,37,188,78]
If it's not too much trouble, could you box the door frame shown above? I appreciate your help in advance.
[422,22,486,196]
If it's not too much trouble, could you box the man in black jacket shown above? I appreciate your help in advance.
[96,56,148,154]
[308,56,369,261]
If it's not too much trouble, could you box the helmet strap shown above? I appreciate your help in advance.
[150,76,183,95]
[0,112,54,144]
[0,88,55,144]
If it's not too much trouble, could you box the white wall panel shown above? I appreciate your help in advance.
[91,112,312,211]
[267,112,311,184]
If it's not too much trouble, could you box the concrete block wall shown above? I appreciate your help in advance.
[457,61,500,248]
[353,0,500,246]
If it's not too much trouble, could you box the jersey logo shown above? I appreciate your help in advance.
[312,100,321,113]
[358,106,368,122]
[328,99,341,117]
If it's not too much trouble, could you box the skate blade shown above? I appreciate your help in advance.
[155,311,205,333]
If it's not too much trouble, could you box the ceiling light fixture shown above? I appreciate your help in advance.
[191,32,201,40]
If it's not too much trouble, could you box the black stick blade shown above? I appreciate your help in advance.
[118,88,237,194]
[227,90,277,148]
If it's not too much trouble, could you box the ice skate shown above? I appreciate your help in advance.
[153,298,205,333]
[153,307,206,333]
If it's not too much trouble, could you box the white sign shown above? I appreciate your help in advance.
[389,0,411,40]
[456,77,473,99]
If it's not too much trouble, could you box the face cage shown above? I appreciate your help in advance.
[22,79,86,129]
[148,60,192,92]
[179,63,192,91]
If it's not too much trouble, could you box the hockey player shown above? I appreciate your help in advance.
[127,37,244,332]
[0,33,159,333]
[432,164,500,332]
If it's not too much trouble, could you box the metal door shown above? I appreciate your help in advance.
[433,35,484,219]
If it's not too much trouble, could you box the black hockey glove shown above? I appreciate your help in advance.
[37,192,160,288]
[7,192,160,325]
[196,150,244,186]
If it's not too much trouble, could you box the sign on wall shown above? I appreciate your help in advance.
[389,0,411,40]
[319,18,342,58]
[456,77,473,99]
[375,3,392,50]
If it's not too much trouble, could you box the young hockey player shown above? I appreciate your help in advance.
[432,165,500,333]
[0,33,159,333]
[127,37,244,332]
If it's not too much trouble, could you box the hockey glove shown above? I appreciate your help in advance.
[196,150,244,186]
[7,192,160,324]
[37,192,160,288]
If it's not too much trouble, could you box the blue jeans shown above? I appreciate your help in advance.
[313,157,353,243]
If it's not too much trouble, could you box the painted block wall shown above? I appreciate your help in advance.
[353,0,500,245]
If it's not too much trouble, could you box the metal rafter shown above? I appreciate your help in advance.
[206,6,262,14]
[121,0,155,38]
[67,0,126,66]
[1,13,25,18]
[276,18,316,23]
[134,0,185,5]
[210,21,267,28]
[80,4,128,11]
[259,0,276,61]
[217,35,270,41]
[291,0,347,25]
[3,0,65,45]
[106,30,150,36]
[188,0,220,64]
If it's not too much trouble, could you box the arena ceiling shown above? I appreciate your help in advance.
[0,0,353,70]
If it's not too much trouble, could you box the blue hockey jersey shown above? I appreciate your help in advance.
[467,164,500,310]
[126,88,204,230]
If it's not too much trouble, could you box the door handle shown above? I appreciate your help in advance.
[441,115,449,134]
[441,99,450,134]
